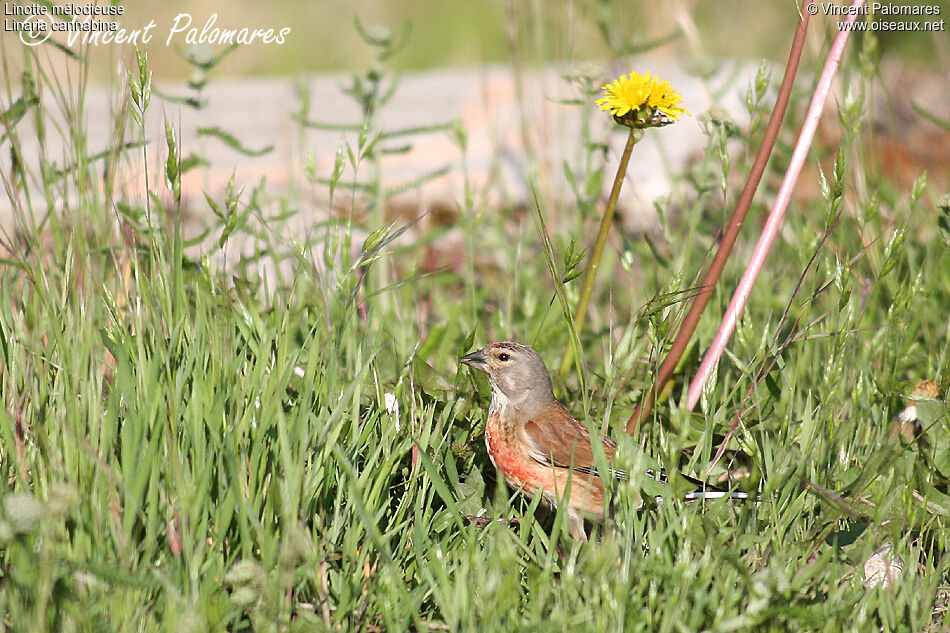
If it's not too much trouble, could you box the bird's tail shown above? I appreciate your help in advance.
[683,489,751,501]
[654,469,754,501]
[604,467,754,501]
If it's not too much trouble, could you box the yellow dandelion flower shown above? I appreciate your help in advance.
[648,79,689,120]
[596,71,655,118]
[597,70,688,128]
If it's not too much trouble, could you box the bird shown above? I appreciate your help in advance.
[461,341,748,541]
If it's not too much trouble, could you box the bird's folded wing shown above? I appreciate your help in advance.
[523,403,712,491]
[524,401,619,477]
[520,401,740,497]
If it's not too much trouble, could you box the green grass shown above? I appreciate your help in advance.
[2,15,950,633]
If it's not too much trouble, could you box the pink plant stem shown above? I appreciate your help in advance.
[686,0,866,410]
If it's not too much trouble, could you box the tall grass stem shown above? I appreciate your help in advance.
[685,0,867,410]
[627,10,811,432]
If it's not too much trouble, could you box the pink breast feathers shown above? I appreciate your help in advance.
[484,414,544,496]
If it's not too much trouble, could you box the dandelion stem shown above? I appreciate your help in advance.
[559,127,638,379]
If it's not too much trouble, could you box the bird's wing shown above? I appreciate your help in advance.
[523,400,620,478]
[521,401,744,496]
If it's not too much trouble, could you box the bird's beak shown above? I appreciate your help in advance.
[460,348,488,372]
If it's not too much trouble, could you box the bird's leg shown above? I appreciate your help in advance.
[567,511,588,542]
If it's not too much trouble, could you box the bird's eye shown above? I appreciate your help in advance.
[498,353,510,362]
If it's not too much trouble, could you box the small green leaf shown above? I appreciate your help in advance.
[411,357,452,395]
[454,466,486,517]
[197,126,274,157]
[459,330,476,357]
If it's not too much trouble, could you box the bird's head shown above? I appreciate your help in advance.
[461,341,554,410]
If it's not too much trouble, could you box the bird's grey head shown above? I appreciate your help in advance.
[461,341,554,410]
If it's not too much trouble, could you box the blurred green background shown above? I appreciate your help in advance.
[54,0,949,79]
